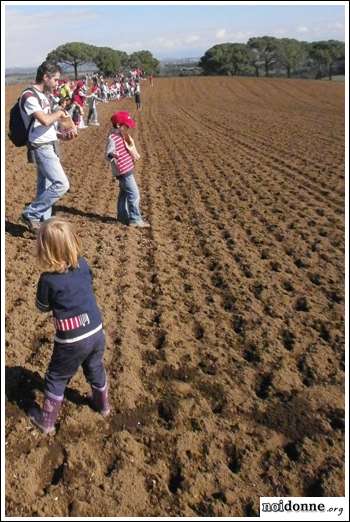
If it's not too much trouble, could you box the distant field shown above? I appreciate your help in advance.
[5,76,345,517]
[320,75,345,81]
[5,74,35,85]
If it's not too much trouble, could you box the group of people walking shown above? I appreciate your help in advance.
[51,69,145,130]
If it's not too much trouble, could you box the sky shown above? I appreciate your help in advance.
[3,2,347,68]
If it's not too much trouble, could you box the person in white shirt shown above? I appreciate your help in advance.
[20,61,75,231]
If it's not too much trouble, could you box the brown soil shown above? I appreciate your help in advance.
[5,77,345,517]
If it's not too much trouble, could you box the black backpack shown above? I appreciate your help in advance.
[8,88,42,147]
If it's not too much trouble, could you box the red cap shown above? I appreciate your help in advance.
[111,111,136,128]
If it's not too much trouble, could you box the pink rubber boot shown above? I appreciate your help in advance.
[28,395,62,434]
[89,382,110,416]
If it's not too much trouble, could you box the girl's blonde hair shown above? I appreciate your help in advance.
[36,217,81,272]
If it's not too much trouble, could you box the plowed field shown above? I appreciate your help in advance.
[5,77,345,517]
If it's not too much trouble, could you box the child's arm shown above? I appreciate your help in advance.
[106,136,119,179]
[106,136,118,161]
[36,275,51,312]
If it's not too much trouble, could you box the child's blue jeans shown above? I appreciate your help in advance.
[117,171,143,224]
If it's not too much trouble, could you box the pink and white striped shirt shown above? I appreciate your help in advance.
[107,131,134,176]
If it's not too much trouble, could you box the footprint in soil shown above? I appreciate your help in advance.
[209,260,219,272]
[326,408,345,432]
[190,417,205,432]
[264,303,277,318]
[244,500,259,517]
[303,466,336,497]
[282,280,295,293]
[251,282,265,299]
[211,273,228,290]
[194,323,205,340]
[225,444,242,474]
[308,273,321,286]
[105,456,122,477]
[326,290,342,304]
[168,461,184,494]
[222,294,236,312]
[275,232,285,242]
[184,283,193,293]
[283,441,302,462]
[261,249,270,260]
[198,357,218,376]
[155,330,167,350]
[143,350,161,366]
[191,499,215,517]
[255,373,273,399]
[298,354,317,387]
[281,329,296,351]
[270,261,282,272]
[137,327,151,344]
[161,364,195,382]
[197,381,227,414]
[319,228,328,237]
[295,296,310,312]
[294,258,309,269]
[241,264,253,278]
[232,315,246,336]
[158,396,178,429]
[312,320,332,343]
[242,343,261,365]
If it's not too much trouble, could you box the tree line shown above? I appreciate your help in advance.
[199,37,345,79]
[46,42,160,79]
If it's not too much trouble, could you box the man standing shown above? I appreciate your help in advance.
[20,61,75,231]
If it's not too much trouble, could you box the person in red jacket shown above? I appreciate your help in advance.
[72,80,87,129]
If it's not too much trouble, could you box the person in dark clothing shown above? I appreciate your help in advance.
[28,217,110,434]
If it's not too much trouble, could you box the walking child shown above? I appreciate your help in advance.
[86,77,102,126]
[72,80,87,129]
[29,218,110,434]
[106,111,150,227]
[134,80,142,111]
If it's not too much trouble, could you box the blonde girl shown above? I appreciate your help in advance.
[29,217,110,434]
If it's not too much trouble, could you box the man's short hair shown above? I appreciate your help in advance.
[36,61,62,83]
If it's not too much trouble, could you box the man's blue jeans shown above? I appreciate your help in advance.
[24,143,69,222]
[117,171,143,224]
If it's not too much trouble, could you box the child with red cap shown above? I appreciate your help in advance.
[106,111,150,227]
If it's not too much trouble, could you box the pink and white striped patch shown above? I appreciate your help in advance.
[53,313,90,331]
